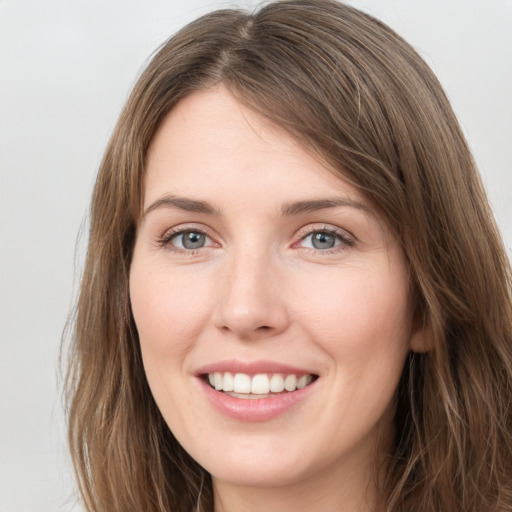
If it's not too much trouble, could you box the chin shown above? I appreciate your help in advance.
[187,435,310,488]
[208,458,310,489]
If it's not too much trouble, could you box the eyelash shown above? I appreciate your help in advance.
[157,225,355,255]
[157,226,216,255]
[294,225,355,254]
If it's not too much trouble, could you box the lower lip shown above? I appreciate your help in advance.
[198,378,316,422]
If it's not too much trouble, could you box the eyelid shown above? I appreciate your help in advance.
[155,222,355,254]
[293,224,355,251]
[157,223,220,252]
[295,223,354,241]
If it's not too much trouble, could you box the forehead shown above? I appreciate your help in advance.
[144,86,368,210]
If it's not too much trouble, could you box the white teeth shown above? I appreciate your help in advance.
[269,374,285,392]
[251,374,270,394]
[284,374,297,391]
[233,373,251,393]
[207,372,314,394]
[297,374,312,389]
[222,371,234,392]
[214,372,223,391]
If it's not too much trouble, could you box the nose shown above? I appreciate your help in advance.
[213,248,290,340]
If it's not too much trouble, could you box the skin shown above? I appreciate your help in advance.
[130,86,426,512]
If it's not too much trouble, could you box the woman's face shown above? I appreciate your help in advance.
[130,86,423,498]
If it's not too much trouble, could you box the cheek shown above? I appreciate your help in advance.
[129,260,212,368]
[129,260,215,433]
[293,265,412,368]
[293,267,411,439]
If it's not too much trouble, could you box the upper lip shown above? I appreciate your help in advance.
[196,359,317,376]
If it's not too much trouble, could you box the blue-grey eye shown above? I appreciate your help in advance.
[311,232,337,249]
[299,230,347,251]
[178,231,207,249]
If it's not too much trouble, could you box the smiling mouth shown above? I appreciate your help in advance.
[205,372,317,399]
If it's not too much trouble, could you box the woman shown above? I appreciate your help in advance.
[66,0,512,510]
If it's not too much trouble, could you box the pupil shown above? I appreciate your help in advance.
[312,232,335,249]
[183,232,205,249]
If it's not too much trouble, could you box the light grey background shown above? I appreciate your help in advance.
[1,1,511,511]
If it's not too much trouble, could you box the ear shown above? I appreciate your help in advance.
[409,314,434,353]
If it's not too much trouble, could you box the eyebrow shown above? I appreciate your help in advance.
[143,195,221,218]
[142,194,372,219]
[280,197,372,216]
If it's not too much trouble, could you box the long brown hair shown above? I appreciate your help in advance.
[65,1,512,510]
